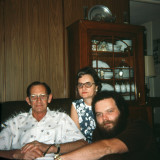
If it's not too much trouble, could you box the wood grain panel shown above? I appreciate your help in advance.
[38,0,50,84]
[0,0,5,102]
[4,0,24,100]
[23,0,65,98]
[23,0,41,91]
[0,0,129,101]
[48,0,65,98]
[112,0,130,24]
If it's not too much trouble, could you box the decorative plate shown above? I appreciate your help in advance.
[92,60,110,68]
[88,5,113,22]
[101,83,114,91]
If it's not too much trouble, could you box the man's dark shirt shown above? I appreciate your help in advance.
[93,120,160,160]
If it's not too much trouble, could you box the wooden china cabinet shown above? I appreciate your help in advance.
[67,19,146,106]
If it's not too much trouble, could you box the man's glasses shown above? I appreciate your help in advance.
[30,94,48,101]
[77,82,95,89]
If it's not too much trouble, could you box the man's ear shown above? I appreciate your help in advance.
[26,97,31,105]
[48,94,53,103]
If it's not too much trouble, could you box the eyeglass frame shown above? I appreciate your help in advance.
[29,94,48,101]
[77,82,95,89]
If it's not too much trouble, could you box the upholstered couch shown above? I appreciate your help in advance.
[0,98,73,126]
[0,98,153,130]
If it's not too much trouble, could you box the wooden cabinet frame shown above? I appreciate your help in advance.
[67,20,145,105]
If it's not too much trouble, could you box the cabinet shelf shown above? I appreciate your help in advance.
[91,52,132,60]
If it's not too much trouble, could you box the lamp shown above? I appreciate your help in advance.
[145,56,155,77]
[144,55,156,102]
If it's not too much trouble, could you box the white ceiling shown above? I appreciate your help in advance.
[130,0,160,25]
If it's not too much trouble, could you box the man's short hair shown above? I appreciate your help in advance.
[92,91,129,120]
[26,81,51,97]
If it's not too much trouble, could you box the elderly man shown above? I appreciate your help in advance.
[56,91,159,160]
[0,81,87,159]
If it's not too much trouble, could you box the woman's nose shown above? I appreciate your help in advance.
[81,85,87,90]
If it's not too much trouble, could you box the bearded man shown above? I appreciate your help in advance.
[55,91,159,160]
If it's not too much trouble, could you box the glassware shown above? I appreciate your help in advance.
[117,59,129,79]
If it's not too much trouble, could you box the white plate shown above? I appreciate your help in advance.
[92,60,110,68]
[116,40,132,51]
[107,48,121,52]
[104,71,113,79]
[107,44,121,52]
[101,83,114,91]
[123,95,135,101]
[92,60,111,79]
[35,153,54,160]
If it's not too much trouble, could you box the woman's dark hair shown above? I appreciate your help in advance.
[76,66,102,92]
[26,81,51,97]
[92,91,129,120]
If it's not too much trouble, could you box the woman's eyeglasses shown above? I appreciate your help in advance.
[77,82,95,89]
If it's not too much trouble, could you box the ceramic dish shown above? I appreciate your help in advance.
[123,95,135,101]
[104,71,113,79]
[92,60,110,68]
[101,83,114,91]
[88,5,113,22]
[116,40,132,51]
[92,60,111,78]
[115,68,134,79]
[107,43,121,52]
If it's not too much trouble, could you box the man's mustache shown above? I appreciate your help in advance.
[103,120,113,125]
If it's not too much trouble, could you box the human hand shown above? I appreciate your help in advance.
[21,141,49,154]
[13,149,43,160]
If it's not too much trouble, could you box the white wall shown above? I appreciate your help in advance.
[152,19,160,97]
[143,19,160,97]
[143,20,160,126]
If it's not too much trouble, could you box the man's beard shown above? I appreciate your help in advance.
[95,114,127,139]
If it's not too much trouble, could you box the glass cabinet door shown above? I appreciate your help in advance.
[67,20,145,104]
[90,35,136,101]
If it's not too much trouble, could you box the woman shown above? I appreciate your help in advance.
[71,66,102,143]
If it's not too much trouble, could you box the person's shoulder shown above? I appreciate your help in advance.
[49,110,69,117]
[129,120,151,127]
[72,99,84,107]
[49,110,74,124]
[2,112,28,128]
[127,119,152,132]
[73,98,83,103]
[6,112,28,121]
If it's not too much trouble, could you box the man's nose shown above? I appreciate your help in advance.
[37,96,42,101]
[102,113,109,121]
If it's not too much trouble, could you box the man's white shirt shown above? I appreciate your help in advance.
[0,108,85,150]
